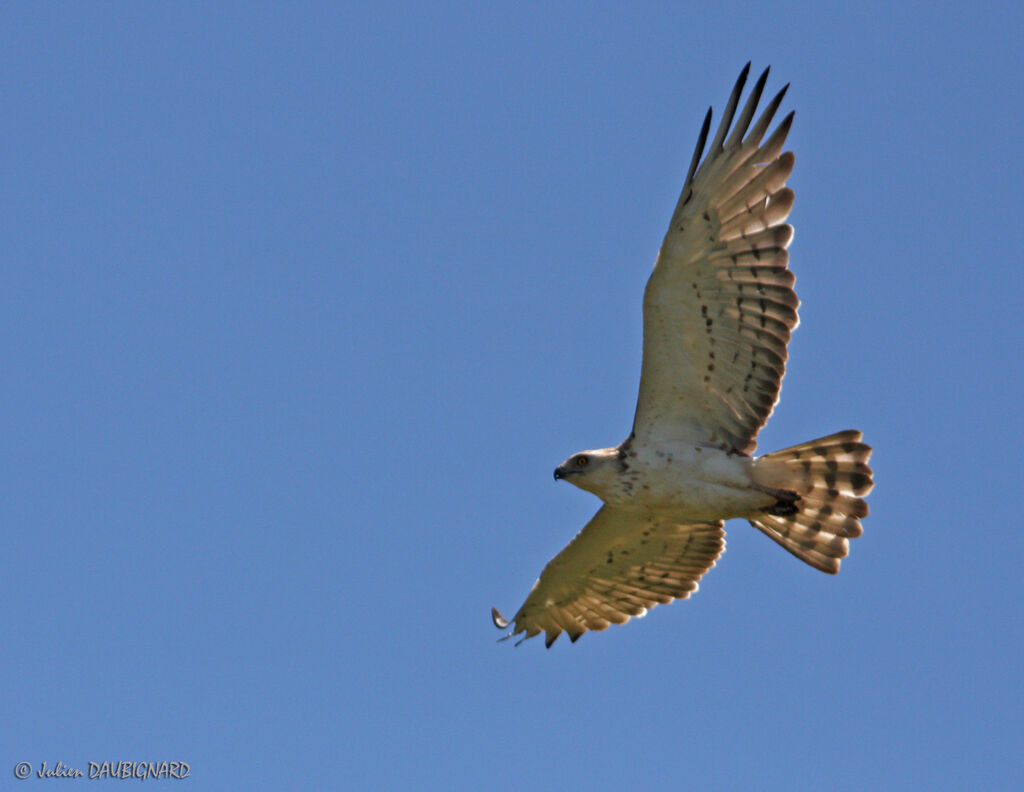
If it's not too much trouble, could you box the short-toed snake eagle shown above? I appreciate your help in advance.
[492,64,874,648]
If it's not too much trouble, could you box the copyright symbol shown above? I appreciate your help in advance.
[14,762,32,779]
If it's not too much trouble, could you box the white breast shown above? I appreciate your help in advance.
[612,441,770,520]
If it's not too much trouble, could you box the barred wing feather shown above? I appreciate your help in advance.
[492,507,724,647]
[633,64,799,454]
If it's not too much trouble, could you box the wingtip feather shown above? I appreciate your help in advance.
[684,107,713,188]
[706,63,750,157]
[724,66,771,150]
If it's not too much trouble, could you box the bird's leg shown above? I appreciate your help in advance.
[753,484,801,516]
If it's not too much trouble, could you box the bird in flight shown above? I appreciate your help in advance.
[492,64,874,648]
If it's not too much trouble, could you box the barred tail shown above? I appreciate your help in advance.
[749,430,874,574]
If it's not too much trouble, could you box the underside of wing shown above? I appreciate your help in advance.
[633,64,798,454]
[491,507,725,647]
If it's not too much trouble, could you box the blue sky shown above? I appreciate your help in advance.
[3,2,1022,789]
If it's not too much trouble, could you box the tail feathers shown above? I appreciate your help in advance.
[749,430,874,574]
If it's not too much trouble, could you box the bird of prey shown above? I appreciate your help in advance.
[492,64,874,648]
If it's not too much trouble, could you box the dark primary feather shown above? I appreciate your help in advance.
[706,62,749,158]
[683,108,712,193]
[723,66,770,151]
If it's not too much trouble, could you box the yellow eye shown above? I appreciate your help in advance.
[576,456,588,467]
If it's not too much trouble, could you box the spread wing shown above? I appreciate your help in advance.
[633,64,799,455]
[491,507,725,647]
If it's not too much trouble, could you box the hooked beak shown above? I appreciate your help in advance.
[554,466,576,481]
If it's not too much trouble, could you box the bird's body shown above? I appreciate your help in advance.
[493,64,874,648]
[559,439,773,520]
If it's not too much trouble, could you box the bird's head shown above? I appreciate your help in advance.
[554,447,623,495]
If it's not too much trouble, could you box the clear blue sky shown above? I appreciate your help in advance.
[3,2,1022,789]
